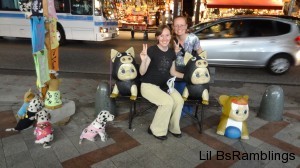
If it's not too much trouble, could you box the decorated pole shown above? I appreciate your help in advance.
[40,0,75,125]
[20,0,75,125]
[42,0,60,98]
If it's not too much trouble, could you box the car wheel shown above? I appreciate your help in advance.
[57,25,66,46]
[267,56,291,75]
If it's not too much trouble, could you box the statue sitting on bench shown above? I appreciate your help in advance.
[182,51,210,105]
[110,47,139,100]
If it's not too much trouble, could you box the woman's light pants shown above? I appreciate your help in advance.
[141,83,184,136]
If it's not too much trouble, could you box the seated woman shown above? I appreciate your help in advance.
[139,25,184,140]
[173,16,203,116]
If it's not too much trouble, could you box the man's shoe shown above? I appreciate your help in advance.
[169,131,182,138]
[148,127,167,140]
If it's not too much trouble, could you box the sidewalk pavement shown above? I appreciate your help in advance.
[0,72,299,168]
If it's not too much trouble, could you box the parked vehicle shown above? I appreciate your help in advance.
[189,21,213,32]
[261,15,300,23]
[192,15,300,75]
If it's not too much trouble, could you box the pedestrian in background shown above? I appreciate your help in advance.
[161,10,166,25]
[167,10,173,31]
[139,25,184,140]
[155,10,160,27]
[184,11,193,28]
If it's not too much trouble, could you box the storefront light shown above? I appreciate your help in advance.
[95,0,100,9]
[99,27,108,33]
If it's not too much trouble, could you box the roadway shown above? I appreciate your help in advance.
[0,31,300,86]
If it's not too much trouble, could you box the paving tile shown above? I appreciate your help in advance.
[94,136,116,148]
[285,155,300,168]
[274,122,300,148]
[2,134,28,157]
[147,143,194,168]
[0,110,19,139]
[204,127,239,146]
[51,126,65,140]
[20,127,36,141]
[184,145,217,167]
[242,136,264,148]
[70,111,92,126]
[247,116,268,133]
[176,134,206,149]
[264,160,295,168]
[23,137,42,153]
[132,151,171,168]
[0,147,6,168]
[231,140,257,153]
[0,103,15,111]
[110,152,142,168]
[131,132,160,145]
[180,148,205,167]
[68,134,99,154]
[29,147,63,168]
[60,120,82,137]
[163,137,190,154]
[0,138,2,149]
[5,151,35,168]
[251,143,283,167]
[52,137,80,162]
[231,160,262,168]
[91,159,117,168]
[126,145,150,159]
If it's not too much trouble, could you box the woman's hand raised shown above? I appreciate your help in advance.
[174,40,181,54]
[140,44,148,62]
[139,44,150,75]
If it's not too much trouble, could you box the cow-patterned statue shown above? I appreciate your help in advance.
[182,51,210,105]
[110,47,138,100]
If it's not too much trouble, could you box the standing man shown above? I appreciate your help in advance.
[167,10,173,31]
[155,10,160,27]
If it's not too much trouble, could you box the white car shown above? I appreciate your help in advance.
[193,15,300,75]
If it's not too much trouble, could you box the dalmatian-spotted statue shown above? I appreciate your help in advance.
[79,110,115,144]
[34,109,54,148]
[6,95,44,132]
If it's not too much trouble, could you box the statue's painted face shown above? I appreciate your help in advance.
[229,99,249,122]
[117,62,137,80]
[115,53,137,80]
[189,57,210,84]
[111,47,137,81]
[191,67,210,84]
